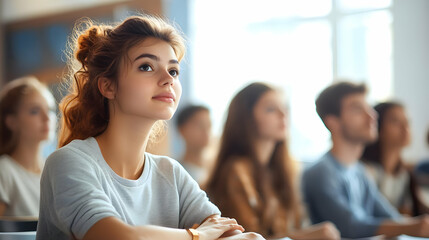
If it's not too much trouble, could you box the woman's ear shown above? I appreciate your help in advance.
[5,114,18,132]
[98,77,116,100]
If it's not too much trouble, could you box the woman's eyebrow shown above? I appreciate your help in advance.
[134,53,158,62]
[134,53,179,64]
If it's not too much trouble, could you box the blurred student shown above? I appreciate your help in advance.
[303,81,429,238]
[362,102,429,215]
[415,129,429,181]
[206,82,340,240]
[36,15,263,240]
[0,76,55,217]
[176,105,212,184]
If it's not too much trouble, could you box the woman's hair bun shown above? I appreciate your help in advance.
[75,25,106,68]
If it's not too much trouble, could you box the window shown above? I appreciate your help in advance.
[190,0,392,161]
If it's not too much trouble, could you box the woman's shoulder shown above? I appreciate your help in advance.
[44,137,100,172]
[0,155,16,179]
[0,155,13,167]
[217,156,255,187]
[226,156,254,174]
[0,155,29,177]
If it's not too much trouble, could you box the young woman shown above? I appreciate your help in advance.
[0,76,55,217]
[362,102,429,215]
[36,15,264,240]
[176,105,212,185]
[206,82,340,240]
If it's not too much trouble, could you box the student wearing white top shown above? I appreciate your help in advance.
[0,77,55,217]
[36,15,264,240]
[362,102,429,215]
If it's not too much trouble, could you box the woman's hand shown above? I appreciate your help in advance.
[219,232,265,240]
[410,215,429,237]
[310,222,340,240]
[196,216,245,240]
[0,202,6,216]
[289,221,340,240]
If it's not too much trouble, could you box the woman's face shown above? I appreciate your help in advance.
[379,106,411,149]
[180,110,212,149]
[10,91,53,143]
[253,90,288,141]
[115,37,182,121]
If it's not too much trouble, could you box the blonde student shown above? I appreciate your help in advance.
[0,76,55,217]
[36,15,264,240]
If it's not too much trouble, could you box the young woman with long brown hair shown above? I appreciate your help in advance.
[0,76,55,217]
[36,15,263,240]
[206,82,339,239]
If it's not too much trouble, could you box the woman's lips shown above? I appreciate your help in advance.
[152,92,175,103]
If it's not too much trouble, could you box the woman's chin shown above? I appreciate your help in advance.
[155,113,175,121]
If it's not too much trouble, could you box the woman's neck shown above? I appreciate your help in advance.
[96,113,155,180]
[380,144,402,174]
[182,146,204,167]
[10,140,42,173]
[254,139,276,166]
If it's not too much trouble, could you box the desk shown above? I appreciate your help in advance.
[274,235,428,240]
[397,236,429,240]
[337,236,426,240]
[0,231,36,240]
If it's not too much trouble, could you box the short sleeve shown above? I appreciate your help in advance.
[39,148,120,239]
[176,163,220,228]
[0,164,12,204]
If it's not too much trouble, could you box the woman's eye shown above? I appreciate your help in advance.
[265,107,276,112]
[138,64,153,72]
[169,69,179,77]
[29,108,40,115]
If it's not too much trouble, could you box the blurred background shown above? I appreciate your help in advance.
[0,0,428,164]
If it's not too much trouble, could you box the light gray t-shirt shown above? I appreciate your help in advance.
[0,155,41,217]
[36,137,220,240]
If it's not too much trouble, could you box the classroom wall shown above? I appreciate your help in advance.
[0,0,4,85]
[163,0,192,158]
[393,0,429,162]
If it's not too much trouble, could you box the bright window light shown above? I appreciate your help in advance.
[191,0,392,161]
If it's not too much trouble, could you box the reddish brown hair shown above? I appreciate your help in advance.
[59,15,185,147]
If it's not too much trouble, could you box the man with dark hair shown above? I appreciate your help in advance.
[303,81,429,238]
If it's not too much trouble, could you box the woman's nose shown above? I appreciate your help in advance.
[159,70,174,86]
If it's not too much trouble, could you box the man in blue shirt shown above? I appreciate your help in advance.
[303,81,429,238]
